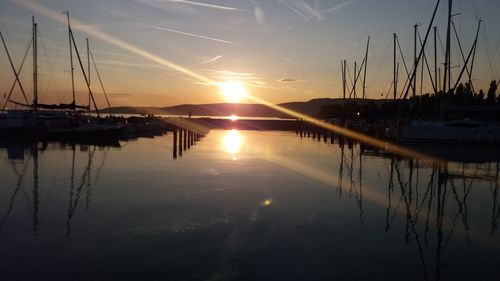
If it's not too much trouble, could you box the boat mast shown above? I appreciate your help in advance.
[64,12,76,113]
[443,0,452,94]
[87,38,91,115]
[434,26,439,112]
[468,19,481,95]
[32,16,38,112]
[394,33,397,100]
[400,0,441,101]
[434,26,438,93]
[442,0,452,120]
[354,61,357,102]
[342,60,346,109]
[413,24,418,100]
[362,36,370,106]
[68,27,100,117]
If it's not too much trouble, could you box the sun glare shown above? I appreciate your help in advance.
[218,81,247,103]
[223,129,243,156]
[229,115,238,121]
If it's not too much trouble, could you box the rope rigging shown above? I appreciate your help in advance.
[90,49,112,109]
[0,30,32,109]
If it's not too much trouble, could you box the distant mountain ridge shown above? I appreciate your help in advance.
[101,98,382,117]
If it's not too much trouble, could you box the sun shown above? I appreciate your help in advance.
[218,81,247,103]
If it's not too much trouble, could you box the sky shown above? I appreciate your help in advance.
[1,0,500,108]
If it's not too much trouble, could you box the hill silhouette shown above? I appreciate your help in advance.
[101,98,381,117]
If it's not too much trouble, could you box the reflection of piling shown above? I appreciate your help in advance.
[178,129,183,156]
[173,130,178,159]
[187,130,191,149]
[183,129,187,151]
[339,135,344,147]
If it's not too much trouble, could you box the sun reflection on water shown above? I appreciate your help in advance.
[222,130,243,158]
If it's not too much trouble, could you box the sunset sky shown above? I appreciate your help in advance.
[1,0,500,108]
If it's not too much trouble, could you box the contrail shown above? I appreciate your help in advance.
[201,55,224,64]
[13,0,212,85]
[321,0,357,13]
[165,0,242,11]
[146,24,236,45]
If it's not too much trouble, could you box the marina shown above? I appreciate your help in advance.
[1,0,500,280]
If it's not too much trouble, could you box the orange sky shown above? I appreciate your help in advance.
[1,0,500,108]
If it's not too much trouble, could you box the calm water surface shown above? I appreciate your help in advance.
[0,130,499,281]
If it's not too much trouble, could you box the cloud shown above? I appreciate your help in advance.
[254,6,266,24]
[248,0,265,24]
[284,58,298,65]
[164,0,243,11]
[108,93,131,97]
[277,78,307,82]
[144,24,236,45]
[198,69,262,82]
[201,55,224,64]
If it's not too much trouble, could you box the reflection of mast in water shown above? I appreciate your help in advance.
[66,145,96,237]
[85,148,92,212]
[94,149,109,185]
[67,144,76,237]
[492,163,500,235]
[32,143,39,236]
[0,159,30,236]
[447,164,473,246]
[348,140,354,197]
[395,162,411,243]
[435,164,448,281]
[337,140,345,197]
[423,166,437,245]
[385,158,395,231]
[355,144,364,225]
[394,159,429,280]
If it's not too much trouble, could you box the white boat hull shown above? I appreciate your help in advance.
[400,121,500,144]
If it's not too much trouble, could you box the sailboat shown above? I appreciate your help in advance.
[398,0,500,144]
[0,15,125,137]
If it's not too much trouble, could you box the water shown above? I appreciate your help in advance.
[0,130,499,281]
